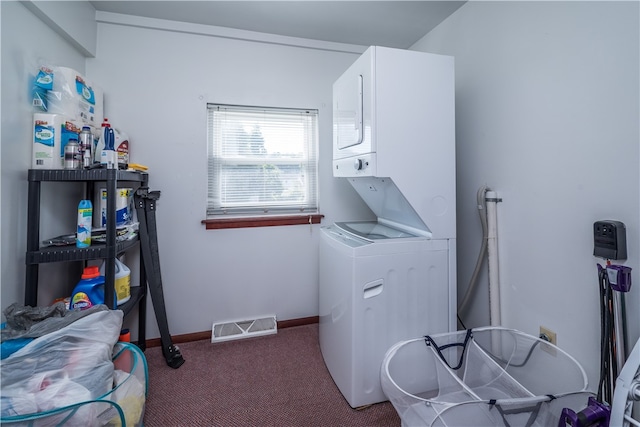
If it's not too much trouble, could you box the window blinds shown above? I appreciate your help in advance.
[207,104,319,216]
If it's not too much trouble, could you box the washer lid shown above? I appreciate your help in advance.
[347,176,432,237]
[335,221,419,242]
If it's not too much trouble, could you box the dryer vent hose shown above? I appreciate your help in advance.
[458,185,490,317]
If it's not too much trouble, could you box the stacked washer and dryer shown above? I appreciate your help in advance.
[319,46,456,408]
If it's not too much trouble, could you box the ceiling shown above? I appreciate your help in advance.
[89,1,465,49]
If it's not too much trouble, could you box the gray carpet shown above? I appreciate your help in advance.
[143,324,401,426]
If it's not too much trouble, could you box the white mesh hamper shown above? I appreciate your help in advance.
[380,327,594,427]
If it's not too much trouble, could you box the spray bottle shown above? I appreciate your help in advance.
[99,118,116,169]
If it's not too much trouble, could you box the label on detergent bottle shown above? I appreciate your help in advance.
[71,291,93,310]
[115,275,131,304]
[116,139,129,165]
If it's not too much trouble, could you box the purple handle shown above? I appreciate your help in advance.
[558,397,610,427]
[607,265,632,292]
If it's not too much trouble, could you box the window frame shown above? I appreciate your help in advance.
[204,104,321,229]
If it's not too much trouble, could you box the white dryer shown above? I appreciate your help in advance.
[319,222,454,408]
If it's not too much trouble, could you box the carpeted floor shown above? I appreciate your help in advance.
[143,323,401,426]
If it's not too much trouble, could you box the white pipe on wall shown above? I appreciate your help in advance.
[486,191,501,327]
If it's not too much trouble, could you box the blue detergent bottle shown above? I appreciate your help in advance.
[70,266,106,310]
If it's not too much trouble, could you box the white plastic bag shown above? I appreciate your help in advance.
[1,309,123,417]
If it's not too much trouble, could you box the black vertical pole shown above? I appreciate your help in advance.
[25,175,41,307]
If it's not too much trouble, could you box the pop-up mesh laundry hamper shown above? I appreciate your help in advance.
[381,327,594,427]
[1,342,147,426]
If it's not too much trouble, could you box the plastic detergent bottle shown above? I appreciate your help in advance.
[99,258,131,305]
[114,128,129,167]
[76,200,92,248]
[70,266,105,310]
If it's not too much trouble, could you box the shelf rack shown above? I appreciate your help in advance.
[25,168,149,349]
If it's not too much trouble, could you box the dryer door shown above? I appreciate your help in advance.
[335,74,363,151]
[333,47,374,162]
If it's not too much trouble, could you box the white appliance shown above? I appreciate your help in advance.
[319,46,456,408]
[332,46,456,240]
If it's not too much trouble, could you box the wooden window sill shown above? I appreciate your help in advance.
[202,214,324,230]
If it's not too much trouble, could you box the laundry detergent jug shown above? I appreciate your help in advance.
[99,258,131,305]
[70,266,105,310]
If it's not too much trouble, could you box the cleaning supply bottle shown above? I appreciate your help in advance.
[100,258,131,305]
[78,126,93,168]
[99,118,116,169]
[76,200,92,248]
[70,266,105,310]
[114,128,129,168]
[94,124,104,163]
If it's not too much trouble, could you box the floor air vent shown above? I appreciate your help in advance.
[211,315,277,343]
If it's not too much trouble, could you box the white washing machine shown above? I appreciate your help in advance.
[319,221,454,408]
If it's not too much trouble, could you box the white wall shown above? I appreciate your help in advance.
[21,0,97,56]
[85,16,372,338]
[1,2,87,313]
[412,1,639,392]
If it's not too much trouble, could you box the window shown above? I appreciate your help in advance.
[207,104,319,218]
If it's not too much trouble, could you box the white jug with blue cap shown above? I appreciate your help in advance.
[99,118,116,169]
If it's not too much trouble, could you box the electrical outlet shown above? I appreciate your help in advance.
[539,326,557,355]
[539,326,556,345]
